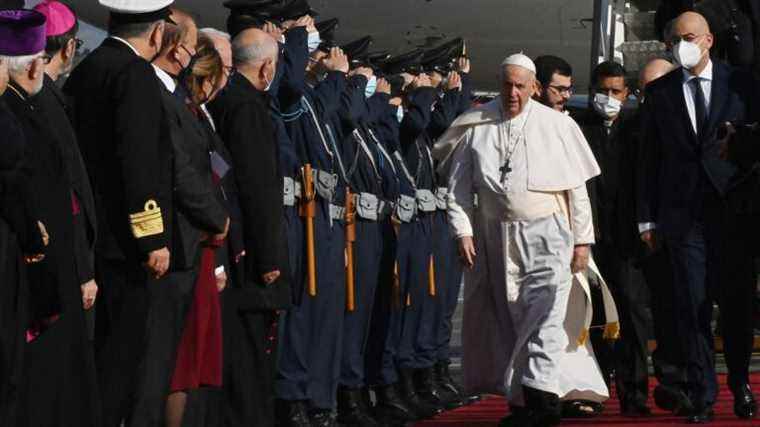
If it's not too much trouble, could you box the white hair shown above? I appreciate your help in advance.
[232,33,277,67]
[200,27,230,40]
[0,52,44,76]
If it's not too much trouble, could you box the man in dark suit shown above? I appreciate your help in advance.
[638,11,758,423]
[577,61,652,417]
[64,2,227,426]
[209,27,290,427]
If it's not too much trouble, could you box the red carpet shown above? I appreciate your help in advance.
[416,374,760,426]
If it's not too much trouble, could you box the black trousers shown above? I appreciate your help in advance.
[591,242,651,406]
[666,198,756,408]
[95,259,195,427]
[640,247,687,389]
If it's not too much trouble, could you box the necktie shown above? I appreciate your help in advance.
[690,77,707,136]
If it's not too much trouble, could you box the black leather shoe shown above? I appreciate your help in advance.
[310,409,336,427]
[732,383,757,419]
[686,407,714,424]
[275,399,311,427]
[498,406,529,427]
[371,383,417,423]
[653,384,694,415]
[621,401,652,417]
[434,361,480,406]
[524,387,560,427]
[398,368,443,419]
[336,386,379,426]
[416,366,464,410]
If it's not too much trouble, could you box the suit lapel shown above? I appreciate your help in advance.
[664,71,698,146]
[703,62,729,144]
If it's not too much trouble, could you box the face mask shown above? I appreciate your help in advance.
[307,31,321,53]
[673,40,703,69]
[365,76,377,98]
[396,105,404,123]
[592,93,622,119]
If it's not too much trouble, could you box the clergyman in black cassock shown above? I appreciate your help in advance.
[4,75,101,427]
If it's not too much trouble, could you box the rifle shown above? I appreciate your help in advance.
[300,164,317,297]
[345,188,356,312]
[428,255,436,297]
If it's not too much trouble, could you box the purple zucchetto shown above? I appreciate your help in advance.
[0,9,47,56]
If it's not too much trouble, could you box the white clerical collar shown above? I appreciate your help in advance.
[152,64,177,93]
[110,36,141,57]
[682,59,713,84]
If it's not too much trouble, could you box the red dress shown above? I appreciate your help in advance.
[170,242,224,391]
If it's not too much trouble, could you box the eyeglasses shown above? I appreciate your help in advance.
[179,44,196,58]
[548,85,573,95]
[74,38,84,51]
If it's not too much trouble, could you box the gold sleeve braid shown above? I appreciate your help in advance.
[129,199,164,238]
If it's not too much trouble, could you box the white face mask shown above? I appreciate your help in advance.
[592,93,622,119]
[307,31,321,53]
[673,40,703,70]
[264,64,276,92]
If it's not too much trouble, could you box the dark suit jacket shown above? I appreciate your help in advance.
[578,110,645,259]
[209,73,290,311]
[158,86,227,271]
[637,60,758,238]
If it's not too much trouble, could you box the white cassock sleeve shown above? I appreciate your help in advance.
[447,128,475,239]
[569,184,595,246]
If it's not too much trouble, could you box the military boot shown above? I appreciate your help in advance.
[434,360,481,405]
[275,399,311,427]
[336,386,379,426]
[398,368,443,420]
[371,383,417,424]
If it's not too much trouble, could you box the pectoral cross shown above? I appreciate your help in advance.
[499,161,512,182]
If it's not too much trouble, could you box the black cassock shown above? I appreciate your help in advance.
[3,81,100,427]
[65,38,224,427]
[577,110,653,409]
[0,97,44,425]
[209,73,290,427]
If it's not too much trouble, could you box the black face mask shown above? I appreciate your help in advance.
[176,52,199,87]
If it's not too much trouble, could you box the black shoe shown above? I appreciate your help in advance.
[434,361,480,406]
[620,400,651,417]
[336,386,379,426]
[498,406,529,426]
[398,368,443,420]
[371,383,417,423]
[524,387,560,427]
[686,407,714,424]
[732,383,757,419]
[561,400,603,418]
[275,399,311,427]
[415,366,464,410]
[310,409,336,427]
[653,384,693,415]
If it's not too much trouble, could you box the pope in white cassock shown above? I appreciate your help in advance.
[434,53,609,427]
